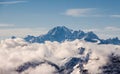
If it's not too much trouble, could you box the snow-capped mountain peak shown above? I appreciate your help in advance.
[24,26,120,45]
[24,26,99,43]
[47,26,72,35]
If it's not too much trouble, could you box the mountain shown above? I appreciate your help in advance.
[24,26,100,43]
[14,42,120,74]
[24,26,120,45]
[16,47,91,74]
[101,53,120,74]
[99,37,120,45]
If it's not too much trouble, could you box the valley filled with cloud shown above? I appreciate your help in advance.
[0,38,120,74]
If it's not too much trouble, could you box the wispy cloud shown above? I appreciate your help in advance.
[63,8,120,18]
[105,26,120,31]
[0,23,47,39]
[63,8,97,17]
[110,15,120,18]
[0,24,15,27]
[0,28,47,39]
[0,1,27,5]
[84,26,120,39]
[85,26,120,32]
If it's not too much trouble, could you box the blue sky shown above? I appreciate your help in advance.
[0,0,120,39]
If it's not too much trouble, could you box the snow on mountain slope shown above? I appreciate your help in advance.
[0,38,120,74]
[24,26,100,43]
[24,26,120,45]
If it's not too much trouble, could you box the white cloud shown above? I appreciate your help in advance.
[0,28,47,40]
[0,1,27,5]
[63,8,120,18]
[0,38,120,74]
[63,8,96,17]
[0,24,15,27]
[84,26,120,39]
[24,63,56,74]
[105,26,120,31]
[0,24,48,39]
[110,15,120,18]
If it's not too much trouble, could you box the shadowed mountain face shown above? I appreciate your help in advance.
[24,26,120,45]
[15,47,120,74]
[16,47,91,74]
[16,54,120,74]
[101,54,120,74]
[24,26,100,43]
[100,37,120,45]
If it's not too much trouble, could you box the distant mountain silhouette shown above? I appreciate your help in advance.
[24,26,120,45]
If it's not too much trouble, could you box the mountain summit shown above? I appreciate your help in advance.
[24,26,100,43]
[24,26,120,45]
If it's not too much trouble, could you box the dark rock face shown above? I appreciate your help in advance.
[84,31,100,42]
[11,36,16,39]
[16,61,44,72]
[101,54,120,74]
[16,60,60,73]
[15,48,91,74]
[100,37,120,45]
[16,58,89,74]
[64,58,81,70]
[15,49,120,74]
[78,47,85,54]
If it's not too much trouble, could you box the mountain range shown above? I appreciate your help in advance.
[24,26,120,45]
[3,27,119,74]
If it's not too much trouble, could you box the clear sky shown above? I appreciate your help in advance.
[0,0,120,39]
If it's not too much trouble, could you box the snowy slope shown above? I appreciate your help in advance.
[24,26,100,43]
[24,26,120,45]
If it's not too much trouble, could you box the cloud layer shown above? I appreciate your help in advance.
[0,24,15,27]
[63,8,95,17]
[84,26,120,39]
[110,15,120,18]
[0,27,47,40]
[0,38,120,74]
[63,8,120,18]
[0,1,27,5]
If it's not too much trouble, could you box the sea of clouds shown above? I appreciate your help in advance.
[0,38,120,74]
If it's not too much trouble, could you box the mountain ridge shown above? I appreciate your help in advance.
[24,26,120,45]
